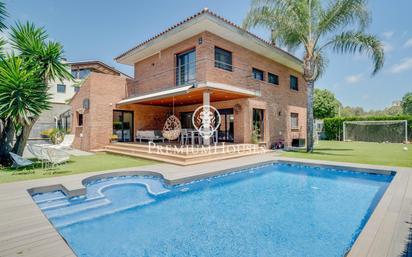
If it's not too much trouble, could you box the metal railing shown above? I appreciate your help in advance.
[127,58,263,98]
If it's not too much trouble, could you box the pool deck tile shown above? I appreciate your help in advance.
[0,152,411,257]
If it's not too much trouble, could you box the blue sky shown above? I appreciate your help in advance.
[3,0,412,110]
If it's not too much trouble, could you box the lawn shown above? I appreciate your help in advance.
[0,152,157,184]
[283,140,412,167]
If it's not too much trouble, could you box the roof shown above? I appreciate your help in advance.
[114,8,303,72]
[68,60,132,78]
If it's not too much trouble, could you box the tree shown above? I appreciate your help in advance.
[401,92,412,115]
[313,88,340,119]
[0,18,72,166]
[243,0,384,152]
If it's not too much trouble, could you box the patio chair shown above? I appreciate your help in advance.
[46,148,70,169]
[9,152,33,169]
[50,134,75,150]
[27,144,50,169]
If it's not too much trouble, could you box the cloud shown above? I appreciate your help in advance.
[345,73,363,84]
[404,38,412,48]
[382,41,394,53]
[382,31,394,39]
[390,57,412,73]
[0,31,13,55]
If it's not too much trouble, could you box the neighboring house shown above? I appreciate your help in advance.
[71,9,307,151]
[30,60,130,139]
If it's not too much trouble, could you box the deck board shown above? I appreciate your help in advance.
[0,153,410,257]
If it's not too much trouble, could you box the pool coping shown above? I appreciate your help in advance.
[0,152,411,257]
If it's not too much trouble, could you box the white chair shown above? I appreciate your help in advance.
[46,148,70,169]
[50,134,75,150]
[27,144,50,169]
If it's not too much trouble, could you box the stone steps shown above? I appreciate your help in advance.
[103,143,268,165]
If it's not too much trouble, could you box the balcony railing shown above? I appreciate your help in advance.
[127,58,263,98]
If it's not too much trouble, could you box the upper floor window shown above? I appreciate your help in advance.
[290,113,299,130]
[74,86,80,93]
[57,84,66,93]
[268,73,279,85]
[252,68,264,81]
[290,75,299,91]
[176,49,196,86]
[78,69,91,79]
[214,47,232,72]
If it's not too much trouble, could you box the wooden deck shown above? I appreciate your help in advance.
[0,154,411,257]
[103,142,268,165]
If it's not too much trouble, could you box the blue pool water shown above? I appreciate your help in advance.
[32,163,393,257]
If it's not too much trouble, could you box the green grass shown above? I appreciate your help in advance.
[282,140,412,167]
[0,152,157,184]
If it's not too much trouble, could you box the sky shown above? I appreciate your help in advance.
[3,0,412,110]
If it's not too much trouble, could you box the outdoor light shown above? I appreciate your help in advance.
[198,37,203,44]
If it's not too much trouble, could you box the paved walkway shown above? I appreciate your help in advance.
[0,153,411,257]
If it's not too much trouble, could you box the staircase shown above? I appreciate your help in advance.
[103,142,268,165]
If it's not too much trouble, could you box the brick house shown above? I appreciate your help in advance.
[71,9,307,151]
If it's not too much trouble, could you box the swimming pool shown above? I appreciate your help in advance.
[32,163,393,257]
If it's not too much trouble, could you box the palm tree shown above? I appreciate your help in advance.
[243,0,384,152]
[0,21,72,165]
[7,22,72,156]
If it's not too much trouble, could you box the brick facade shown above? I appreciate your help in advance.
[72,31,306,151]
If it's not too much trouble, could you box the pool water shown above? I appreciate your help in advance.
[32,163,393,257]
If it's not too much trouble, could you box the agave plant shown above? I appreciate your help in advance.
[243,0,384,152]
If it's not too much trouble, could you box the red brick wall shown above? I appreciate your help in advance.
[71,73,128,150]
[125,31,307,147]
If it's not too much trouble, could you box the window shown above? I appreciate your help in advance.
[71,69,78,79]
[290,75,299,90]
[214,47,232,71]
[290,113,299,130]
[74,86,80,93]
[268,73,279,85]
[252,109,265,140]
[176,49,196,86]
[57,84,66,93]
[78,69,91,79]
[252,68,264,81]
[78,113,83,126]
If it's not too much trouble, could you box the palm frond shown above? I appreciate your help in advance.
[317,0,370,38]
[326,31,384,74]
[0,54,50,125]
[0,2,7,31]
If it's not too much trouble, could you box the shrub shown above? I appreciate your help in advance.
[323,115,412,141]
[40,128,65,144]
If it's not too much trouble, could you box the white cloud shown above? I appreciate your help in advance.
[345,73,363,84]
[390,57,412,73]
[404,38,412,48]
[382,31,394,39]
[382,41,394,53]
[0,31,13,55]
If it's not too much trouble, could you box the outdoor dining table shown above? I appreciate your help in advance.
[182,129,218,146]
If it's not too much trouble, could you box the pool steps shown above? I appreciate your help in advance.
[32,176,170,228]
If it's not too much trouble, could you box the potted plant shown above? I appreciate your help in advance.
[251,123,260,144]
[110,134,118,143]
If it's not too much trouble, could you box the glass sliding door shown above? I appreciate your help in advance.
[176,49,196,86]
[218,108,234,142]
[252,108,264,141]
[113,110,134,142]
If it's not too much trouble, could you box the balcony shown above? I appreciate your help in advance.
[126,58,262,99]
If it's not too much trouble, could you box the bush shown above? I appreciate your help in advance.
[39,128,65,144]
[323,115,412,141]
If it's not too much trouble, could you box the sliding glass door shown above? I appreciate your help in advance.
[113,110,134,142]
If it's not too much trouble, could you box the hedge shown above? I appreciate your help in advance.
[323,115,412,141]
